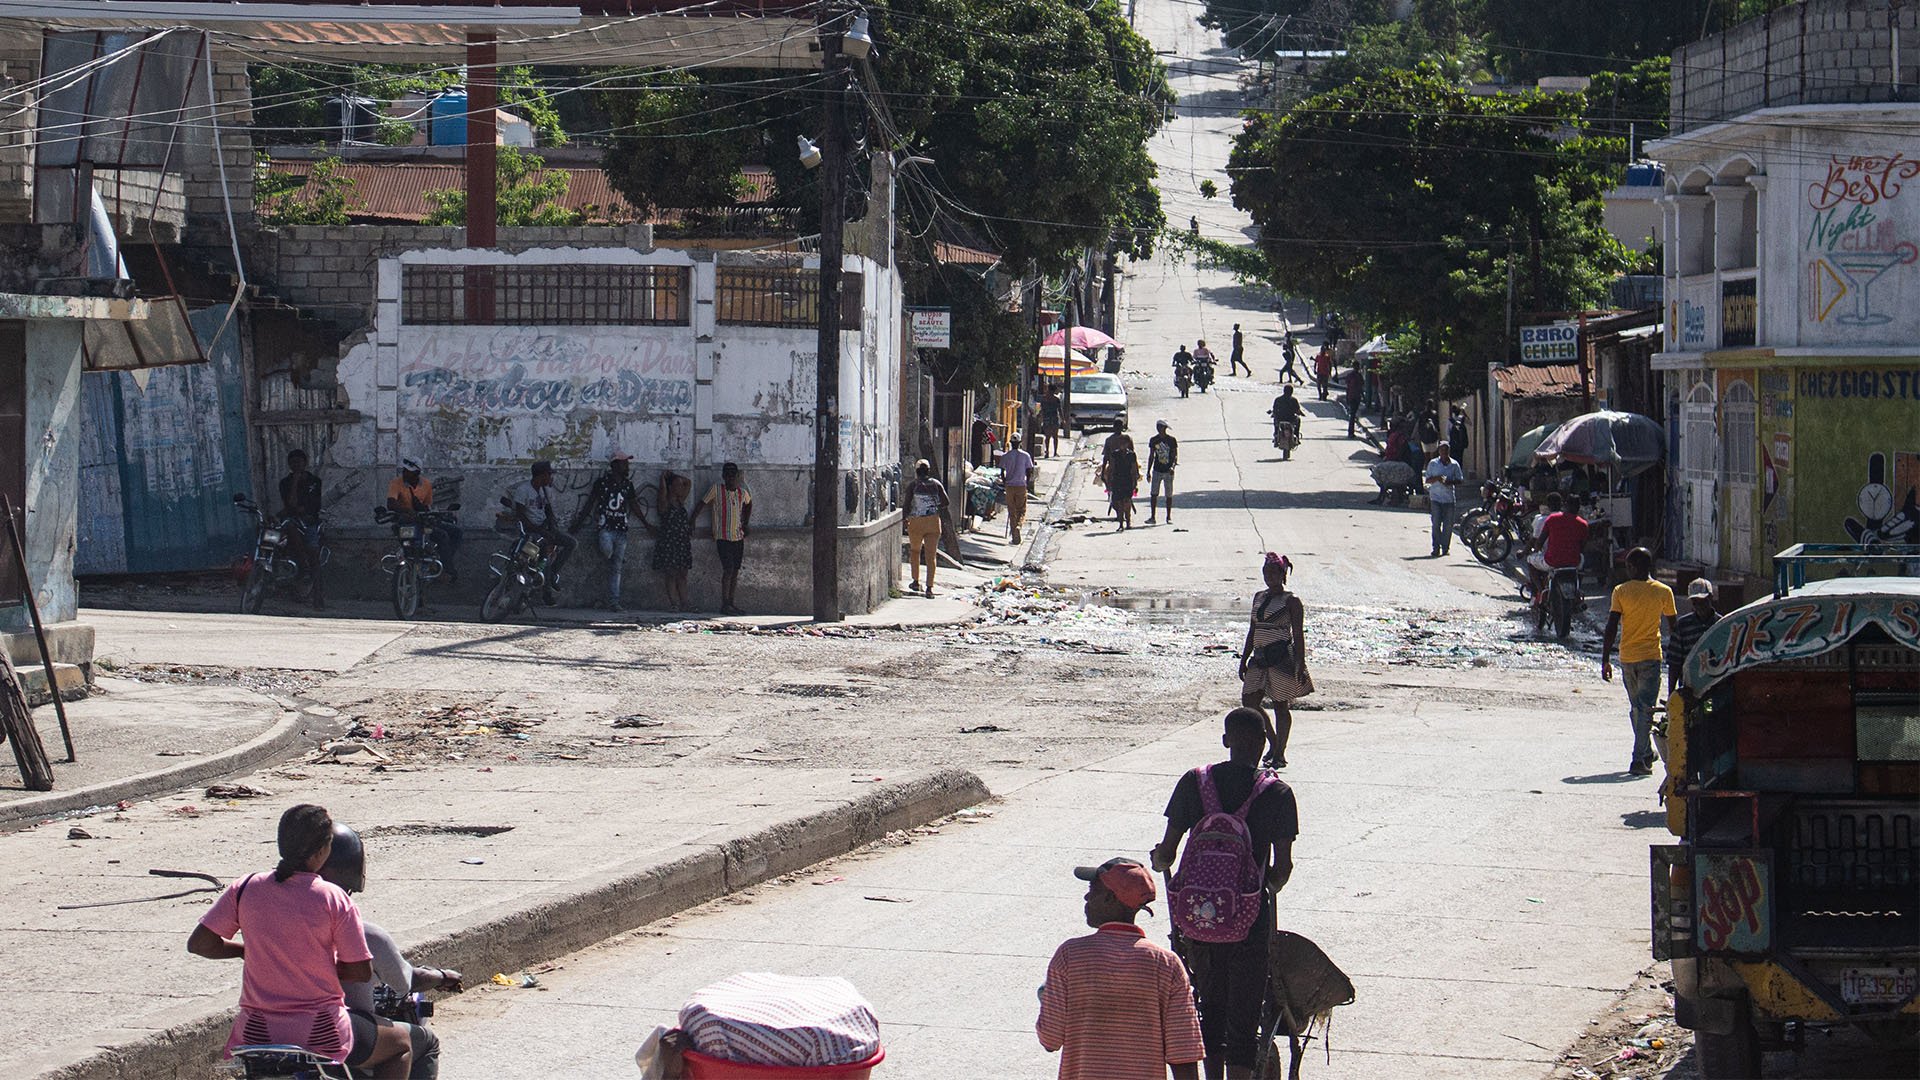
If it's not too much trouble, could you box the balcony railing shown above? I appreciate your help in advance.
[400,264,690,326]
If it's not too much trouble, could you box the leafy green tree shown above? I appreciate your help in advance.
[255,156,356,227]
[907,263,1035,391]
[247,64,567,147]
[1227,65,1628,387]
[424,147,585,226]
[597,70,757,219]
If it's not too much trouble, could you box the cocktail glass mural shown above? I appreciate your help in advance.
[1828,243,1918,326]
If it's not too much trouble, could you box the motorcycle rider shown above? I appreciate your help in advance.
[1529,493,1589,633]
[1269,386,1304,454]
[1174,353,1193,398]
[1192,348,1215,393]
[278,449,326,608]
[1172,342,1194,376]
[387,460,460,585]
[1191,339,1216,377]
[510,460,576,605]
[319,823,461,1079]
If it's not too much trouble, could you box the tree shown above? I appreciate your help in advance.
[247,64,568,148]
[424,146,585,226]
[1196,1,1400,57]
[1227,65,1628,387]
[256,156,356,227]
[597,70,758,219]
[907,263,1035,391]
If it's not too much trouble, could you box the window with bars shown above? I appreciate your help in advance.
[1721,382,1758,484]
[400,264,690,326]
[715,267,818,327]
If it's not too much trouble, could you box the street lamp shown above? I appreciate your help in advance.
[842,13,875,60]
[797,134,823,170]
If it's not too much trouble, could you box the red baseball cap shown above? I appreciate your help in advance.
[1074,857,1156,911]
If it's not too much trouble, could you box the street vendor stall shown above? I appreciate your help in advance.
[1533,410,1665,564]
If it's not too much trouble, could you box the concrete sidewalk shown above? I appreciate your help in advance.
[0,676,313,830]
[428,665,1658,1080]
[5,759,985,1080]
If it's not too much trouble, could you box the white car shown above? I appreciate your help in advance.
[1066,372,1129,431]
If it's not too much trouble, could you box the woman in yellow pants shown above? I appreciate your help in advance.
[904,459,950,596]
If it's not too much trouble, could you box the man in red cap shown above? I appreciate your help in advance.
[1038,858,1204,1080]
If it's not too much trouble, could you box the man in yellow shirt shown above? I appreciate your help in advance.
[1602,547,1677,775]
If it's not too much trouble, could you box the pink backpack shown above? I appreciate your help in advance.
[1169,764,1275,943]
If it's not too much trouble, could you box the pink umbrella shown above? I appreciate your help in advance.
[1041,326,1121,350]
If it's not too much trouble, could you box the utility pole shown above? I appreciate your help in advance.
[812,20,849,624]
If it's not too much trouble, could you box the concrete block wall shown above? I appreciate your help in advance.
[0,50,34,223]
[251,223,655,333]
[1674,0,1920,131]
[182,56,254,237]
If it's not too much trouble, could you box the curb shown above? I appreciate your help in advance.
[27,767,990,1080]
[0,710,310,833]
[1022,438,1090,572]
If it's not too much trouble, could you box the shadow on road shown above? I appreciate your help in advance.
[1621,809,1668,829]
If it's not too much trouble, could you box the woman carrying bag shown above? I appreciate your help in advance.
[1239,553,1313,769]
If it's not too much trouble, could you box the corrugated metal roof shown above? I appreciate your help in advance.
[265,160,774,224]
[1493,363,1585,398]
[932,240,998,267]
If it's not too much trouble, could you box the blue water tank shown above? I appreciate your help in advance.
[429,91,467,147]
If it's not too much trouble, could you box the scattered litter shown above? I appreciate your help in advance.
[811,876,845,886]
[862,895,912,903]
[67,827,93,840]
[959,724,1008,734]
[1525,897,1544,904]
[460,858,486,865]
[612,715,664,728]
[155,749,191,757]
[205,783,273,800]
[850,776,885,783]
[490,972,539,988]
[170,805,202,817]
[954,808,995,819]
[315,739,391,765]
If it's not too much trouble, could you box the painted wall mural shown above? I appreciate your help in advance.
[1804,154,1920,332]
[399,329,695,417]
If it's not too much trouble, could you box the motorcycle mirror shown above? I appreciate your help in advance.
[446,502,461,511]
[231,493,247,503]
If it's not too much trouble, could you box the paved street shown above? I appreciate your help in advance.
[423,3,1662,1077]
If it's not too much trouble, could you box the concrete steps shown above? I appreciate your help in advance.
[13,661,87,707]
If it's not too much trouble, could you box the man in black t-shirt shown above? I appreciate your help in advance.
[276,449,325,608]
[1152,708,1299,1080]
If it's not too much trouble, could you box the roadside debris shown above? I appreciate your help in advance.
[490,972,540,988]
[204,783,273,800]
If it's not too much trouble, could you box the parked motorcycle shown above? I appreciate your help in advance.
[480,505,550,623]
[1174,361,1192,398]
[1459,480,1529,566]
[232,494,326,614]
[375,504,460,620]
[1193,358,1214,393]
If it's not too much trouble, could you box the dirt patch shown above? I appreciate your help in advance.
[1549,965,1691,1079]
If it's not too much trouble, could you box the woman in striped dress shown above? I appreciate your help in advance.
[1239,552,1313,768]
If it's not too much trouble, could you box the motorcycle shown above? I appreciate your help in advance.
[1174,361,1192,398]
[1459,480,1529,566]
[480,499,552,623]
[1269,411,1302,460]
[232,494,327,614]
[1193,359,1214,393]
[375,504,460,620]
[229,989,434,1079]
[1545,563,1583,639]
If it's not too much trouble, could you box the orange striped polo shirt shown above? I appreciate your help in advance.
[1037,923,1205,1080]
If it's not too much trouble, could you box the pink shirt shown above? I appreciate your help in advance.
[1037,923,1205,1080]
[199,871,372,1061]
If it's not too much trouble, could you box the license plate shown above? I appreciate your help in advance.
[1840,967,1918,1005]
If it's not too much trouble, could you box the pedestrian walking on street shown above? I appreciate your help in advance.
[693,462,752,615]
[642,472,693,612]
[1146,420,1178,524]
[1312,346,1332,400]
[1343,366,1363,439]
[1103,425,1141,530]
[1278,331,1302,384]
[903,459,950,595]
[1602,547,1677,775]
[1227,324,1250,377]
[1422,443,1464,556]
[1152,708,1299,1080]
[999,439,1036,543]
[1041,385,1064,458]
[1239,553,1312,769]
[570,451,641,612]
[1037,859,1205,1080]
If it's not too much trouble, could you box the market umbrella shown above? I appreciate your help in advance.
[1041,326,1121,350]
[1034,344,1097,377]
[1507,423,1556,471]
[1532,410,1665,476]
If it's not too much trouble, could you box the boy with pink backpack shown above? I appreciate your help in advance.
[1151,708,1299,1080]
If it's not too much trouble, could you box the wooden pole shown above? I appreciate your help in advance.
[0,646,52,791]
[2,495,72,762]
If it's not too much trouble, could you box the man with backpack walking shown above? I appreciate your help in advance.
[1151,708,1299,1080]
